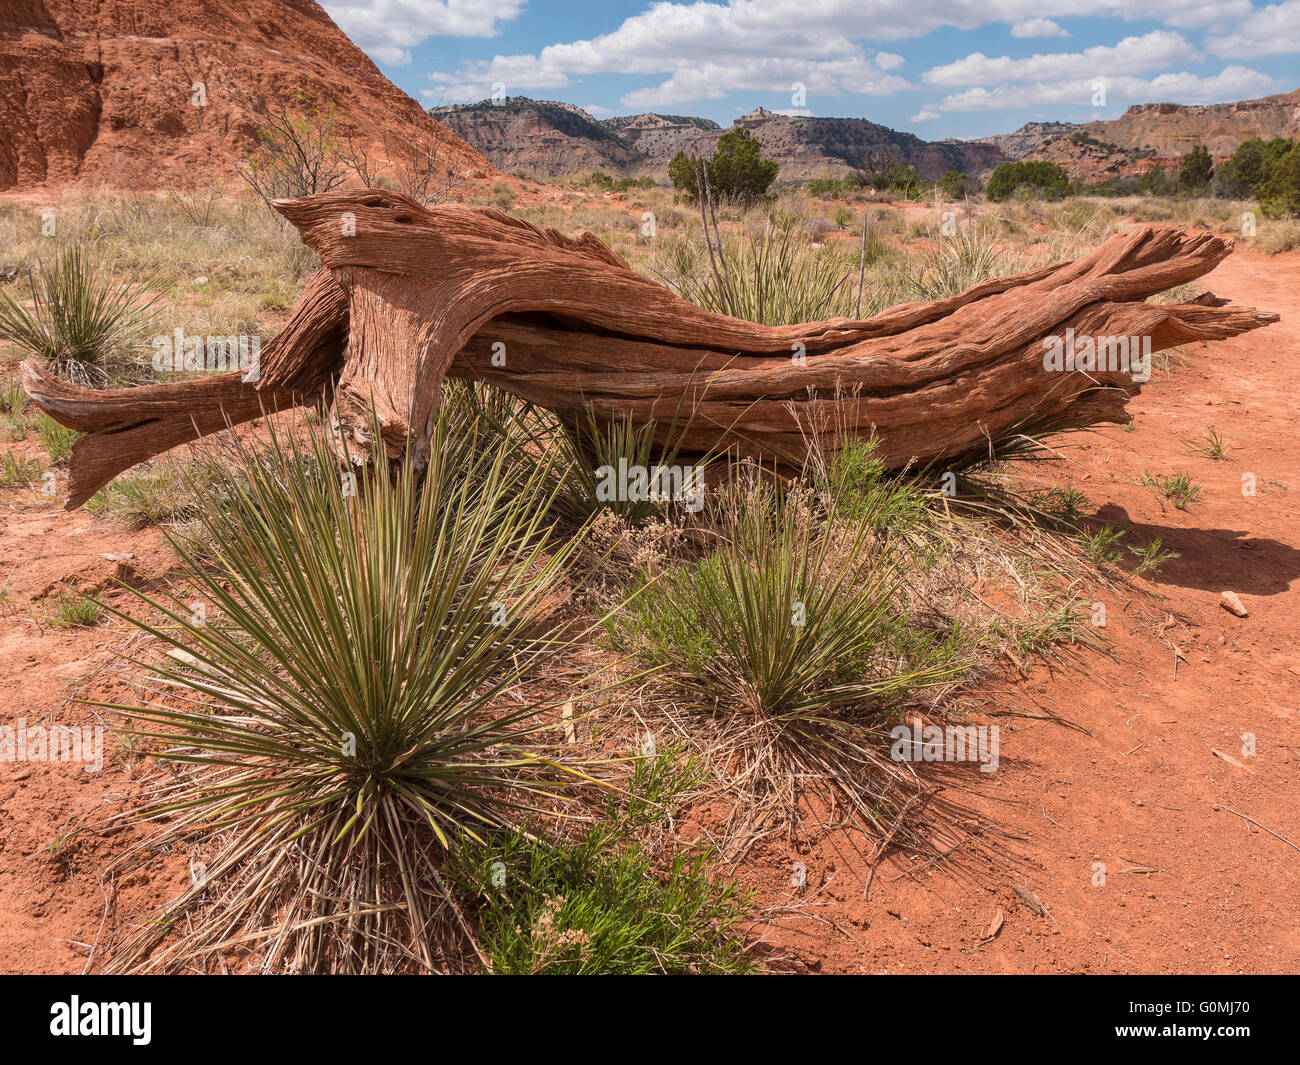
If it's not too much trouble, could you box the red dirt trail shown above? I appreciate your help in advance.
[740,245,1300,973]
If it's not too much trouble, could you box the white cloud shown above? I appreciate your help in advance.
[1011,19,1069,38]
[416,1,1293,112]
[939,65,1278,110]
[923,31,1199,87]
[322,0,525,66]
[911,108,942,121]
[1206,0,1300,58]
[615,56,908,109]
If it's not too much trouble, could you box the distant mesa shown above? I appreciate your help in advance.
[968,88,1300,181]
[429,88,1300,185]
[428,98,1005,181]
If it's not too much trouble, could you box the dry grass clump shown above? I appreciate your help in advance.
[1256,216,1300,253]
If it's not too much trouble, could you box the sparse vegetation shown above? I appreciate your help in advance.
[0,243,160,386]
[900,222,1007,300]
[0,450,41,489]
[5,158,1282,978]
[238,92,348,205]
[1129,538,1180,578]
[1078,523,1127,567]
[45,588,103,628]
[36,413,78,464]
[451,752,753,975]
[1140,469,1202,510]
[1185,427,1229,460]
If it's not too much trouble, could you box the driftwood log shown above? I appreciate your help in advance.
[22,189,1278,508]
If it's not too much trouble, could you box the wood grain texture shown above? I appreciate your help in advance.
[22,189,1279,509]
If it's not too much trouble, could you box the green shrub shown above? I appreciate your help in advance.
[0,450,41,489]
[850,162,922,197]
[1256,142,1300,218]
[491,181,515,208]
[1216,137,1292,197]
[36,413,78,464]
[814,436,926,532]
[986,161,1069,202]
[936,170,972,200]
[1137,164,1176,196]
[451,753,754,975]
[1178,145,1214,193]
[607,475,949,721]
[806,176,848,199]
[93,406,602,973]
[46,588,102,628]
[669,128,779,202]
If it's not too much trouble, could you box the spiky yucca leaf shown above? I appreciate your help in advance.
[93,405,604,973]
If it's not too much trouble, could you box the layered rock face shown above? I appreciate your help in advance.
[0,0,489,190]
[601,112,722,165]
[970,88,1300,181]
[430,99,1008,181]
[1085,89,1300,161]
[725,107,1006,180]
[429,98,643,179]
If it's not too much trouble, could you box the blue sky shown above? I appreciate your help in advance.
[321,1,1300,139]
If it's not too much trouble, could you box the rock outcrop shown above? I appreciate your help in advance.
[429,98,1007,181]
[429,98,642,179]
[970,88,1300,182]
[0,0,490,190]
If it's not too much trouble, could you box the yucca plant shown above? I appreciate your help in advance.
[458,378,713,530]
[900,222,1007,301]
[611,472,950,722]
[92,405,605,973]
[549,407,713,529]
[0,244,159,386]
[656,212,859,325]
[607,468,962,841]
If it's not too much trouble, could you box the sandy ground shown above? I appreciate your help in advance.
[0,242,1295,975]
[738,244,1300,973]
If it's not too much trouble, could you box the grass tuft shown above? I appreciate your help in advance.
[0,244,160,386]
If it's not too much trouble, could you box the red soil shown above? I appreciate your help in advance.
[738,245,1300,973]
[0,243,1295,974]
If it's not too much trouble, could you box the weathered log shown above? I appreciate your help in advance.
[21,189,1278,508]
